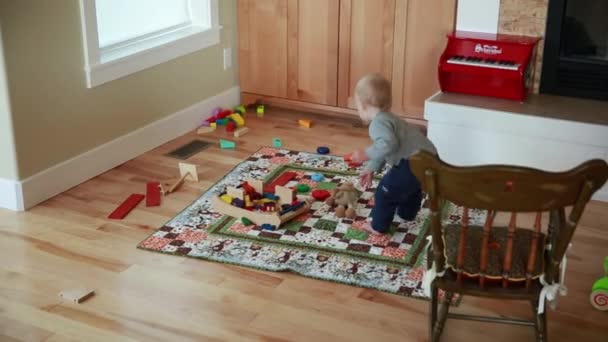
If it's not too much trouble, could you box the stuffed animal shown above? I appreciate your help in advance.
[325,182,360,219]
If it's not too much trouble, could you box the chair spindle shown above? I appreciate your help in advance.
[456,207,469,286]
[526,212,542,289]
[479,210,496,289]
[502,213,517,288]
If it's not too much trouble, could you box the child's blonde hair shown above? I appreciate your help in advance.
[355,73,392,111]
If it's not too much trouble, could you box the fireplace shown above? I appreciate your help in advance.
[540,0,608,101]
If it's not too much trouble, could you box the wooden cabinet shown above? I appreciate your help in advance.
[338,0,396,109]
[238,0,456,121]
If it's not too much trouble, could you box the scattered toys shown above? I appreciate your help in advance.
[217,118,229,126]
[296,184,311,193]
[591,256,608,311]
[229,113,245,127]
[146,182,161,207]
[311,173,325,182]
[226,121,236,132]
[312,189,331,201]
[220,139,236,149]
[210,122,217,128]
[257,105,265,117]
[298,119,312,128]
[234,105,246,115]
[234,127,249,138]
[59,288,95,304]
[164,162,199,194]
[273,138,282,148]
[317,146,330,155]
[197,126,216,135]
[108,194,145,219]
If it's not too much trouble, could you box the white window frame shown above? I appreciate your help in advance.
[79,0,221,88]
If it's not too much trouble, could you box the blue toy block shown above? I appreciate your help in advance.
[317,146,330,155]
[261,224,276,231]
[273,138,282,148]
[311,173,325,182]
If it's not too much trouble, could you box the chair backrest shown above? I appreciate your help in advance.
[410,151,608,288]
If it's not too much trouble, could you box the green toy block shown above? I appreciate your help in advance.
[220,139,236,149]
[257,105,265,117]
[273,137,282,148]
[235,105,246,115]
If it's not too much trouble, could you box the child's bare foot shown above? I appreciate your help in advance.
[353,222,383,235]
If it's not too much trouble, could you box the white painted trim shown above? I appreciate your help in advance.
[16,86,240,210]
[0,178,23,211]
[79,0,221,88]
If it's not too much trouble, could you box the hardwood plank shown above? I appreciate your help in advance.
[0,108,606,341]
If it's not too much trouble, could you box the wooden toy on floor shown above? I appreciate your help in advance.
[146,182,161,207]
[317,146,330,154]
[220,139,236,149]
[197,126,216,135]
[591,256,608,311]
[234,127,249,138]
[273,138,282,148]
[298,119,312,128]
[212,176,312,227]
[59,288,95,303]
[108,194,145,219]
[257,105,265,117]
[164,163,199,195]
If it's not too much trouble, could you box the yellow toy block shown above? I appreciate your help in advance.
[210,122,217,128]
[298,119,312,128]
[229,113,245,127]
[245,195,252,207]
[220,194,234,204]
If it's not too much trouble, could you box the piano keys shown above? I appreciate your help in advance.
[438,31,541,101]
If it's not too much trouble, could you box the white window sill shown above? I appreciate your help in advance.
[85,25,221,88]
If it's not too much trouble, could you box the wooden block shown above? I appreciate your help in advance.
[59,288,95,303]
[298,119,312,128]
[108,194,145,219]
[178,163,199,182]
[273,137,282,147]
[227,187,245,201]
[197,126,216,135]
[246,178,264,194]
[234,127,249,138]
[220,139,236,149]
[146,182,161,207]
[264,171,297,193]
[257,105,265,114]
[229,113,245,126]
[275,186,294,207]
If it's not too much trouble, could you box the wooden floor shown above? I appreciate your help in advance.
[1,109,606,342]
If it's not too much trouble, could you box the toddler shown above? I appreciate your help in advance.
[349,74,437,235]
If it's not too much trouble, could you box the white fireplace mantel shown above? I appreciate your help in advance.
[425,92,608,202]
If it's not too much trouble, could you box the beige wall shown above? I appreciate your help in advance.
[0,0,238,179]
[0,23,18,180]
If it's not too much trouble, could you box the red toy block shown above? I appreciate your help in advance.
[312,189,331,201]
[146,182,161,207]
[226,121,236,132]
[264,171,297,193]
[242,182,255,196]
[217,110,232,119]
[108,194,145,219]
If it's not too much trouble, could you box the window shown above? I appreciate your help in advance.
[79,0,220,88]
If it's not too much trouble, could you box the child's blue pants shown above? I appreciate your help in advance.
[370,159,422,233]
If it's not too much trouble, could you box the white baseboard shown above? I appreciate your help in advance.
[0,177,23,211]
[12,86,240,211]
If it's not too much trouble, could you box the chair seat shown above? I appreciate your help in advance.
[442,225,546,282]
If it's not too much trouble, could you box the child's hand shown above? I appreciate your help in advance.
[359,170,374,189]
[350,149,369,164]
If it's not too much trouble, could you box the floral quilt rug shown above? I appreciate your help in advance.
[138,147,477,300]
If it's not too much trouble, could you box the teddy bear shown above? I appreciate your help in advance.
[325,182,360,219]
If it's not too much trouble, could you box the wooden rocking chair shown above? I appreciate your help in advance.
[409,151,608,342]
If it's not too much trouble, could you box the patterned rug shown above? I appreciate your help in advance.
[138,147,476,300]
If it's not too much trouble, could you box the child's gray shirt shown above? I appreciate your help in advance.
[365,111,437,172]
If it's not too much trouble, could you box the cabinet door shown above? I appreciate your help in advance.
[338,0,396,109]
[238,0,288,98]
[392,0,456,118]
[287,0,339,105]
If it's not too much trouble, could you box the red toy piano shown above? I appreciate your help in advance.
[438,31,541,102]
